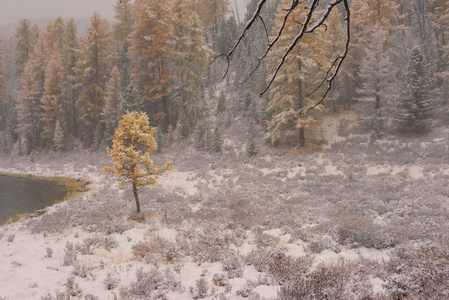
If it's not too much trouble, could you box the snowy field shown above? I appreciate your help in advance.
[1,112,449,299]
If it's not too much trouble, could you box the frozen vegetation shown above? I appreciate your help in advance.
[1,103,449,299]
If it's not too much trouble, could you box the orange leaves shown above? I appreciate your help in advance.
[103,111,172,193]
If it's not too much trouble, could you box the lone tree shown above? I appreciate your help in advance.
[103,111,172,213]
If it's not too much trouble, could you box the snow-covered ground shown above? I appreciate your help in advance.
[1,111,449,299]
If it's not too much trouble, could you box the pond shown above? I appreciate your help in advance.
[0,174,79,223]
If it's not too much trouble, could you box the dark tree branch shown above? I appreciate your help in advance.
[217,0,350,114]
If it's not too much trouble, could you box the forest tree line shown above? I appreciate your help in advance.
[0,0,448,154]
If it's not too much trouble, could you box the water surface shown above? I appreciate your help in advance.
[0,175,68,222]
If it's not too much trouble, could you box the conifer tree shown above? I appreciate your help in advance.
[41,49,66,144]
[102,66,123,145]
[178,12,213,117]
[130,0,176,129]
[46,17,66,52]
[103,111,172,214]
[75,12,112,145]
[212,124,223,152]
[1,99,18,154]
[197,0,231,50]
[114,0,134,89]
[357,23,394,110]
[194,121,206,149]
[246,119,257,156]
[121,83,143,113]
[266,0,338,146]
[216,90,226,115]
[14,19,38,75]
[396,46,435,131]
[17,33,47,150]
[62,18,80,137]
[155,125,164,154]
[0,36,6,127]
[52,119,66,151]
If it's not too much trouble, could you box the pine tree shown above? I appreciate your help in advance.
[194,121,206,149]
[121,83,143,113]
[129,0,176,129]
[0,35,6,127]
[246,119,257,156]
[357,23,394,110]
[103,111,172,214]
[41,49,66,144]
[14,19,38,75]
[62,18,80,137]
[216,90,226,115]
[212,124,223,152]
[102,66,123,145]
[370,110,384,142]
[266,0,336,146]
[396,46,435,131]
[247,97,259,123]
[1,98,18,154]
[197,0,231,50]
[75,12,112,145]
[155,125,164,154]
[17,33,47,150]
[52,119,66,151]
[178,12,213,117]
[46,17,66,52]
[114,0,134,90]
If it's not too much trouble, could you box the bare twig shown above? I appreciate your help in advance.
[217,0,350,113]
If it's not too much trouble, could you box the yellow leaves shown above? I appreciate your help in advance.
[104,111,173,192]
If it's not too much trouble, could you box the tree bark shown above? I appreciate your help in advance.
[132,181,141,213]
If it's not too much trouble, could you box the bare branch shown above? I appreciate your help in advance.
[305,0,350,114]
[217,0,351,114]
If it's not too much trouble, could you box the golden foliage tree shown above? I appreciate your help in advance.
[102,66,123,144]
[75,12,112,145]
[0,35,6,124]
[197,0,230,49]
[130,0,176,129]
[265,1,344,146]
[103,111,172,213]
[178,12,213,114]
[17,32,47,150]
[41,49,67,144]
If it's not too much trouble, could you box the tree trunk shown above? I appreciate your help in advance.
[298,59,305,148]
[132,182,141,213]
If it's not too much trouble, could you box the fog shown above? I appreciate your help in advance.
[0,0,248,27]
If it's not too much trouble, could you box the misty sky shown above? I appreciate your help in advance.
[0,0,247,26]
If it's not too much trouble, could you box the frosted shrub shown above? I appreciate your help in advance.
[277,261,351,300]
[336,217,397,249]
[222,254,244,278]
[383,245,449,299]
[72,262,92,279]
[190,233,229,264]
[46,247,53,258]
[213,273,229,287]
[132,236,179,264]
[245,248,275,272]
[120,268,181,299]
[268,252,313,285]
[103,272,120,290]
[65,276,82,298]
[191,278,209,299]
[63,242,77,266]
[84,294,98,300]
